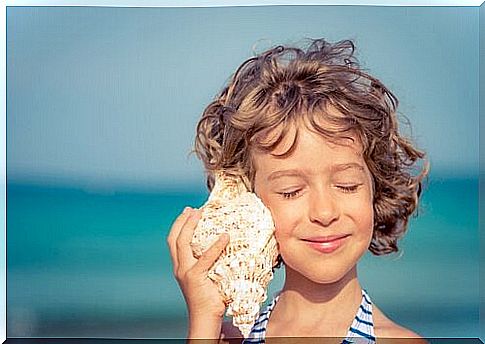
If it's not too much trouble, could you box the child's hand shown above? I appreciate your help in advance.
[167,207,230,325]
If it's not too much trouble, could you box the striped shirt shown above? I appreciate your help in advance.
[242,289,376,344]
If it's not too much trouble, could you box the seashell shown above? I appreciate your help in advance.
[190,171,279,338]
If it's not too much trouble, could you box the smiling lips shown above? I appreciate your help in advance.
[303,234,350,254]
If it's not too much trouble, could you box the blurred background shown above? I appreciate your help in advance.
[6,5,479,339]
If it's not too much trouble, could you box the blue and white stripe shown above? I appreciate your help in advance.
[243,289,376,344]
[242,293,279,344]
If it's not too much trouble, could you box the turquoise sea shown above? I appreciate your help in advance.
[7,177,479,338]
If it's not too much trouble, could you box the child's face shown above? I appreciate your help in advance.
[253,122,374,284]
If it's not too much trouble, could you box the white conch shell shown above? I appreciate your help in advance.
[190,171,279,338]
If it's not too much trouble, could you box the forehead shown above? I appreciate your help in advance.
[252,123,365,172]
[250,103,368,174]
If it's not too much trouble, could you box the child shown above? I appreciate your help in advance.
[167,38,429,343]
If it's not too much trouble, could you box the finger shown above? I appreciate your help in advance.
[167,207,193,271]
[176,208,203,271]
[167,206,192,248]
[192,233,230,274]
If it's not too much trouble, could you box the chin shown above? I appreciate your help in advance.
[285,263,353,285]
[306,272,349,285]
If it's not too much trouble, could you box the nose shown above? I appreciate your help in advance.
[308,188,340,227]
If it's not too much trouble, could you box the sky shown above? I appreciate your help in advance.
[6,5,480,190]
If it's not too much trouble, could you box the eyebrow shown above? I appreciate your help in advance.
[330,162,365,173]
[267,163,365,181]
[267,169,305,181]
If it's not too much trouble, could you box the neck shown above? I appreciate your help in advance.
[273,265,363,327]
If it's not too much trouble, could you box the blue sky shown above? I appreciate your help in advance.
[7,5,479,189]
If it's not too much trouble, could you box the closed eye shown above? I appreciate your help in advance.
[279,190,301,199]
[337,185,361,193]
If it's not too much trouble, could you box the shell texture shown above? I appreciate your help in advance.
[190,172,279,338]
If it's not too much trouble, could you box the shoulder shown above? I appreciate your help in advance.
[219,320,243,343]
[373,305,428,344]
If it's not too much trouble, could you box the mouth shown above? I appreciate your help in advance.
[302,234,350,243]
[302,235,350,254]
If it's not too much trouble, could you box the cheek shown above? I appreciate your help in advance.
[357,207,374,237]
[352,200,373,221]
[270,204,302,241]
[346,190,374,227]
[254,185,294,231]
[356,204,374,241]
[270,209,288,233]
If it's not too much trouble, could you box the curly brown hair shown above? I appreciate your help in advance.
[194,38,430,256]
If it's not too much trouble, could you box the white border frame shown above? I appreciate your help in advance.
[2,1,483,343]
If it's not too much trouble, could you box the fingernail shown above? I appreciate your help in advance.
[220,233,229,241]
